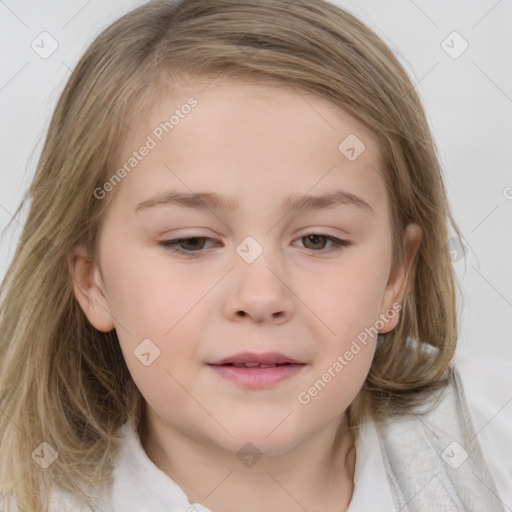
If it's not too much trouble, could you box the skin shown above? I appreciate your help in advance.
[68,77,422,512]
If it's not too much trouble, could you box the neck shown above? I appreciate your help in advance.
[140,407,357,512]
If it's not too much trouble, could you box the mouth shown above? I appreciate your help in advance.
[207,352,305,388]
[214,362,297,368]
[208,351,303,366]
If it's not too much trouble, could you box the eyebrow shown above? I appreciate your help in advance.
[134,188,374,215]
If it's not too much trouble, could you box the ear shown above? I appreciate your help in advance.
[378,223,422,334]
[67,244,115,332]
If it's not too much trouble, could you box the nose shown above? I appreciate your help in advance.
[222,247,295,325]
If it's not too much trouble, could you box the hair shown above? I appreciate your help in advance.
[0,0,466,510]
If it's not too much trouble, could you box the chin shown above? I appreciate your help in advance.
[215,424,307,458]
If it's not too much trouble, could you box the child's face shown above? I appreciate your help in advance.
[71,78,421,455]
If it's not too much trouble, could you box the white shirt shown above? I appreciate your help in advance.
[51,350,512,511]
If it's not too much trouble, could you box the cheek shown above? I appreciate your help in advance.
[300,347,374,411]
[295,289,376,421]
[101,241,210,338]
[107,256,206,409]
[99,241,214,396]
[310,260,389,340]
[297,280,378,417]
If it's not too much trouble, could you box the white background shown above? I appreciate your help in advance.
[0,0,511,359]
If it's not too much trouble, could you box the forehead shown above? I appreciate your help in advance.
[112,77,387,216]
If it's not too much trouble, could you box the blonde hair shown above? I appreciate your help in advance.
[0,0,465,509]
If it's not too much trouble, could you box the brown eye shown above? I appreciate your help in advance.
[295,233,350,253]
[302,234,328,250]
[159,237,217,256]
[176,237,208,251]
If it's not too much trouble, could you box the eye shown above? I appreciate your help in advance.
[294,233,350,253]
[159,237,218,256]
[159,233,350,257]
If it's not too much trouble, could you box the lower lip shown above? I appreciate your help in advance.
[207,364,305,388]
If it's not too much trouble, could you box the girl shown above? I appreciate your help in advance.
[0,0,510,511]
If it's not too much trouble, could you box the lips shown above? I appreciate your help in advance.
[221,362,289,368]
[208,351,303,367]
[207,352,305,388]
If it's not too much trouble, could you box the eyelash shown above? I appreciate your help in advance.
[158,233,350,257]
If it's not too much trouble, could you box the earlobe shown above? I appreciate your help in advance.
[379,223,422,333]
[67,245,115,332]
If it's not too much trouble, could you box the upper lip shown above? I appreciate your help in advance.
[208,352,303,365]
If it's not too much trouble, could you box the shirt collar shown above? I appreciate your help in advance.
[112,415,211,512]
[112,415,394,512]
